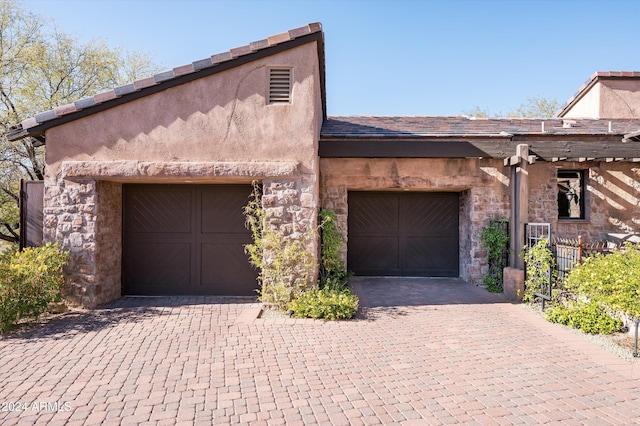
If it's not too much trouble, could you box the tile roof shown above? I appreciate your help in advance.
[8,23,323,141]
[320,116,640,139]
[556,71,640,117]
[321,116,640,138]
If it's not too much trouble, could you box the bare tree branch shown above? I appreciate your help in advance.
[1,186,18,202]
[1,221,18,239]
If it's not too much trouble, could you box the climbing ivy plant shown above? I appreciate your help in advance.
[522,238,556,303]
[243,182,316,310]
[480,219,509,292]
[318,209,349,290]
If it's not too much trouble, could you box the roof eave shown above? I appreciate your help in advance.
[7,25,326,142]
[622,130,640,143]
[557,72,640,118]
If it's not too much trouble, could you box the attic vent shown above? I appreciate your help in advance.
[269,68,291,104]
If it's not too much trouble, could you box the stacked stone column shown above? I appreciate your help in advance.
[262,177,319,284]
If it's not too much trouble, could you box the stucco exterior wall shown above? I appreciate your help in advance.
[43,41,323,307]
[562,79,640,119]
[528,161,640,242]
[599,80,640,118]
[320,158,511,285]
[46,42,321,175]
[561,82,602,118]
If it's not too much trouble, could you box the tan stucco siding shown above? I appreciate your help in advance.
[599,80,640,118]
[561,82,602,118]
[562,79,640,119]
[42,41,323,307]
[528,161,640,242]
[45,41,321,176]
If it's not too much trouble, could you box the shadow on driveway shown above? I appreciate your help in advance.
[351,277,510,320]
[2,295,257,342]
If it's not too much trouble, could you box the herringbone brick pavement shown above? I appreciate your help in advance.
[0,278,638,425]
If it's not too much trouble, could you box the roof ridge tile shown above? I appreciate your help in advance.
[230,45,252,58]
[288,24,312,38]
[114,83,136,97]
[12,22,323,131]
[267,32,291,45]
[94,90,117,104]
[53,103,78,117]
[249,39,269,51]
[172,63,195,77]
[133,76,157,90]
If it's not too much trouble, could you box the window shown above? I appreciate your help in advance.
[557,170,585,219]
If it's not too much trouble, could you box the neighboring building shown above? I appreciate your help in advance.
[557,71,640,119]
[7,23,640,307]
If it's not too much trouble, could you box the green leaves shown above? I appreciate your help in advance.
[288,208,356,320]
[540,243,639,335]
[464,95,559,118]
[318,209,348,288]
[546,301,623,334]
[565,244,640,319]
[0,0,161,243]
[243,184,358,318]
[480,220,509,292]
[288,286,358,320]
[0,241,68,332]
[522,239,556,302]
[243,182,316,310]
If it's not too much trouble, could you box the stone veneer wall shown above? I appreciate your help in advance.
[43,176,98,307]
[320,158,510,285]
[44,162,319,308]
[458,187,511,284]
[94,181,122,306]
[262,176,319,282]
[528,161,640,243]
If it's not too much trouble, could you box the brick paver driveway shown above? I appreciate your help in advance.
[1,277,639,425]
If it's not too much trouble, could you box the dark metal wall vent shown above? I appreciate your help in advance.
[269,68,291,104]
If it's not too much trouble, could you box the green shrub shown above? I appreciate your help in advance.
[288,286,359,320]
[522,239,556,302]
[244,183,316,310]
[244,182,359,317]
[318,209,350,290]
[480,220,509,292]
[564,243,640,319]
[0,242,68,332]
[545,301,623,334]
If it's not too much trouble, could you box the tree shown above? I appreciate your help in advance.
[0,0,161,243]
[464,95,559,119]
[463,105,493,118]
[507,95,559,118]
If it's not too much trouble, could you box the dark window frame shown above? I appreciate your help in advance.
[557,169,586,220]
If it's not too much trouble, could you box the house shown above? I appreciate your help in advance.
[7,23,640,307]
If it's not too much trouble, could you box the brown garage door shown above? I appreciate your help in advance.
[123,184,258,295]
[348,192,459,277]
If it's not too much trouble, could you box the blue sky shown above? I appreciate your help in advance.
[23,0,640,116]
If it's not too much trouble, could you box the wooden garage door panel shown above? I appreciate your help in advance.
[348,193,399,234]
[348,192,459,277]
[201,187,249,234]
[123,184,257,296]
[347,236,400,275]
[200,241,258,295]
[123,242,192,294]
[405,237,459,276]
[404,194,458,236]
[125,189,192,234]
